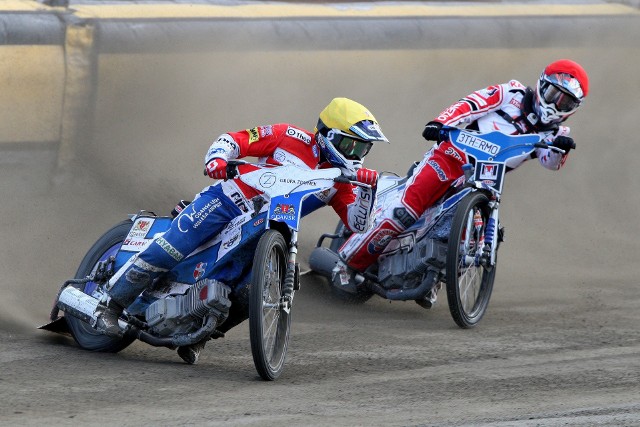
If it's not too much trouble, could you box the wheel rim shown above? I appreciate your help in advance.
[262,245,287,371]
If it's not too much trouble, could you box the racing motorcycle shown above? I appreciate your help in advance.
[309,127,573,328]
[41,162,365,380]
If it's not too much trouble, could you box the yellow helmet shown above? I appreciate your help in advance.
[315,98,388,175]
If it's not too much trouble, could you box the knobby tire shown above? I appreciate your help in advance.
[65,220,136,352]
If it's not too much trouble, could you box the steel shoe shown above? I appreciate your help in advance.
[92,302,124,338]
[415,283,442,309]
[177,340,207,365]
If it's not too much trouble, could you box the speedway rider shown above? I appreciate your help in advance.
[92,97,388,363]
[334,59,589,306]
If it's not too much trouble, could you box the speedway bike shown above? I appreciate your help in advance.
[42,162,364,380]
[309,127,573,328]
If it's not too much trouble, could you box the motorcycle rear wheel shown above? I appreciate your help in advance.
[445,192,496,329]
[65,220,136,352]
[249,230,291,380]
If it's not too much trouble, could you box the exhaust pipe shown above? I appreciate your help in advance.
[368,270,438,301]
[56,285,100,325]
[58,285,220,349]
[308,246,341,278]
[309,247,440,302]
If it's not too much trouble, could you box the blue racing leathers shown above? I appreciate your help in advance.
[107,184,242,308]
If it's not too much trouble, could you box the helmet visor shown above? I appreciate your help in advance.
[334,133,373,160]
[540,75,582,113]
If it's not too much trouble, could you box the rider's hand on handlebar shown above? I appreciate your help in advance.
[356,167,379,187]
[422,121,444,142]
[205,158,228,180]
[552,136,575,154]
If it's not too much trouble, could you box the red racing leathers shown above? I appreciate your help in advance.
[339,80,572,271]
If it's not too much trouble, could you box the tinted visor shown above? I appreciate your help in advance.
[334,134,373,160]
[540,80,581,112]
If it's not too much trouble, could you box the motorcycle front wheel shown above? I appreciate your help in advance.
[65,220,136,352]
[445,192,497,329]
[249,230,291,380]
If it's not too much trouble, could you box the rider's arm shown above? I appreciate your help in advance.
[434,81,521,126]
[534,126,571,171]
[205,133,241,164]
[206,124,299,164]
[329,183,376,233]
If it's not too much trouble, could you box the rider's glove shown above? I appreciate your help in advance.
[356,167,378,187]
[552,136,575,154]
[422,121,444,142]
[205,158,228,180]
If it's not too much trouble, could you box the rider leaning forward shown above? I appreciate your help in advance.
[333,59,589,307]
[92,97,389,363]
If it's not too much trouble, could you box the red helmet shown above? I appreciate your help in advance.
[534,59,589,125]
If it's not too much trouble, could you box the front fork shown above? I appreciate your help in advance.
[463,201,499,269]
[482,202,500,268]
[281,229,299,313]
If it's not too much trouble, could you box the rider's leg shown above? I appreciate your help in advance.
[94,185,242,337]
[338,151,460,276]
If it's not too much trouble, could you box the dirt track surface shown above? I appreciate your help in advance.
[2,7,640,427]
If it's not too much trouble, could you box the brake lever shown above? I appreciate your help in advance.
[333,175,371,189]
[533,142,575,155]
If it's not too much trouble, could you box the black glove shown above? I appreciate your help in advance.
[552,136,575,153]
[422,121,444,142]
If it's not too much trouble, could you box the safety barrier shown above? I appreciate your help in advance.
[1,1,638,195]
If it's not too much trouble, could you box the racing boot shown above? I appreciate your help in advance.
[416,283,442,309]
[93,298,125,337]
[331,259,364,294]
[93,253,165,337]
[177,339,208,365]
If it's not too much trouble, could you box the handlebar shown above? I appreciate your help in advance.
[441,125,576,155]
[333,176,352,184]
[225,160,246,180]
[534,141,576,154]
[201,159,247,179]
[333,174,372,189]
[205,159,371,189]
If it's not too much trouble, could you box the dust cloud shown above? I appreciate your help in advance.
[1,18,638,334]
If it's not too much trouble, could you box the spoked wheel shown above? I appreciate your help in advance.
[65,220,136,352]
[249,230,291,380]
[446,192,497,329]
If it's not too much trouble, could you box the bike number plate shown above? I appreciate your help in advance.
[474,161,505,193]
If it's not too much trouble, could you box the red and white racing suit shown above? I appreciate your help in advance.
[339,80,572,271]
[206,123,376,233]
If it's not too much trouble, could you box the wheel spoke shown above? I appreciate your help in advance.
[458,265,481,312]
[250,230,292,380]
[446,194,496,328]
[261,247,283,364]
[456,207,487,313]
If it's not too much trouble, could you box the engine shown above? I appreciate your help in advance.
[377,236,447,290]
[144,279,231,336]
[376,207,454,290]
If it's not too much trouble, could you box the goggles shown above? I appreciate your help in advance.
[540,75,582,112]
[332,132,374,161]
